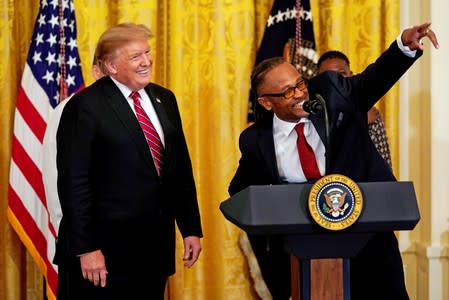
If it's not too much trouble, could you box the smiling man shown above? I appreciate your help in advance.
[229,22,438,300]
[55,23,202,300]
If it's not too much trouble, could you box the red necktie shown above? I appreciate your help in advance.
[295,122,321,180]
[130,91,164,176]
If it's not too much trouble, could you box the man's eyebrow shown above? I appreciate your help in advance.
[280,77,303,90]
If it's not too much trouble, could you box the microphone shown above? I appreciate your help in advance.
[303,95,324,114]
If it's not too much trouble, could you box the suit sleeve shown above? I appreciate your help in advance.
[163,89,203,238]
[311,41,422,113]
[229,131,254,196]
[229,125,279,196]
[57,95,100,256]
[352,41,422,111]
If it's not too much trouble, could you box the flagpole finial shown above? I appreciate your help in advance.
[58,1,68,102]
[293,0,302,69]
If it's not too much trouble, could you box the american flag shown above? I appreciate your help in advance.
[7,0,84,298]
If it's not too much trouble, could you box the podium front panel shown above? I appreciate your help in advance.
[220,182,420,235]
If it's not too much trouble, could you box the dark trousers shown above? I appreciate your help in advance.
[248,235,291,300]
[350,231,410,300]
[57,256,167,300]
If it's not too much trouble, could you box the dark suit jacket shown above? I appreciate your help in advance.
[56,76,202,278]
[228,41,421,300]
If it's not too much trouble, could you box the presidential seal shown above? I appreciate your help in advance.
[308,174,363,231]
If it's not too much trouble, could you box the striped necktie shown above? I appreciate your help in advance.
[130,91,164,176]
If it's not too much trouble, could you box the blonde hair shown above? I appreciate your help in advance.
[94,23,154,74]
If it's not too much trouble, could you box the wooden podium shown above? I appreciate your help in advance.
[220,182,420,300]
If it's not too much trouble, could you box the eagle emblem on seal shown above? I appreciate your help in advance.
[323,188,349,217]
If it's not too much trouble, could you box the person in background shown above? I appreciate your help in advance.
[317,50,392,168]
[55,23,203,300]
[43,55,104,233]
[229,22,438,300]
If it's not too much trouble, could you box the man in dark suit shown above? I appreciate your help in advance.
[55,23,202,300]
[229,22,438,300]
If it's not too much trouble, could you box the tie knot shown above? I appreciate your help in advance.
[294,122,305,137]
[130,91,141,102]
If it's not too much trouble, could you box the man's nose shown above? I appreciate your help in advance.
[294,86,306,97]
[141,53,152,66]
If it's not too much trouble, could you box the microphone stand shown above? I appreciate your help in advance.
[315,94,331,175]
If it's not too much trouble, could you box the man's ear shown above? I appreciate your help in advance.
[257,97,272,111]
[104,60,118,75]
[92,65,103,80]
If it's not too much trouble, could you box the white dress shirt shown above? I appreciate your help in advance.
[42,97,72,232]
[273,114,325,183]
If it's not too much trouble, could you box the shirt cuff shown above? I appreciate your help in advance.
[396,29,417,58]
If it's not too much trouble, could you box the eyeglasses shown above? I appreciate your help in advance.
[260,80,307,99]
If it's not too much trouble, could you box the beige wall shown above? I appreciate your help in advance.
[399,1,449,299]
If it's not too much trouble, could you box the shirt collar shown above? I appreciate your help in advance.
[110,76,145,100]
[273,114,311,137]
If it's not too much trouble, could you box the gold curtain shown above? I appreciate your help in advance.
[0,1,398,299]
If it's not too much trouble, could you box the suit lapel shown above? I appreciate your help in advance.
[144,85,173,141]
[257,120,282,182]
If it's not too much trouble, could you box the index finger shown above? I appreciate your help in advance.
[426,29,440,49]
